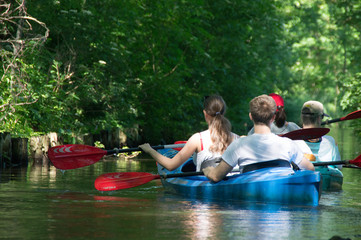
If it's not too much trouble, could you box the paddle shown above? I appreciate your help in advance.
[94,153,361,191]
[94,171,204,191]
[322,110,361,125]
[48,143,186,170]
[313,153,361,168]
[280,127,330,140]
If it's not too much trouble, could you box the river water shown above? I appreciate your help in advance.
[1,126,361,240]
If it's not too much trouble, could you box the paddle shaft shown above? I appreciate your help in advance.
[312,153,361,167]
[164,160,357,173]
[165,161,354,169]
[313,161,348,166]
[162,171,204,178]
[105,143,185,155]
[322,110,361,125]
[321,118,343,125]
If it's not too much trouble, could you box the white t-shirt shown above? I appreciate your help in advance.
[294,140,312,154]
[222,133,305,171]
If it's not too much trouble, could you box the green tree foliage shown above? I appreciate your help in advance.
[280,0,360,121]
[2,0,361,144]
[0,1,49,135]
[325,0,361,112]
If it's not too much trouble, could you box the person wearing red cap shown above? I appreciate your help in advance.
[248,93,300,135]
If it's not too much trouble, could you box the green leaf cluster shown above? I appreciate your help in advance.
[1,0,361,143]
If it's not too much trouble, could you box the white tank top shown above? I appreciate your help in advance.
[193,130,238,171]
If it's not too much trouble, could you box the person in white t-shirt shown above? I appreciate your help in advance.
[139,95,239,171]
[300,100,342,170]
[203,94,315,183]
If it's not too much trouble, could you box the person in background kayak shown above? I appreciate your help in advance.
[203,94,315,183]
[139,95,239,171]
[300,100,342,169]
[248,93,300,135]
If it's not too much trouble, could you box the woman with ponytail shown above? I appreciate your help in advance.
[248,93,300,135]
[139,95,239,171]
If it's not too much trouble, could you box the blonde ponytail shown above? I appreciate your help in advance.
[203,95,233,153]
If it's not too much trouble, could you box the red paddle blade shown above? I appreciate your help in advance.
[281,128,330,140]
[48,144,107,170]
[343,110,361,121]
[173,141,187,151]
[94,172,160,191]
[349,154,361,167]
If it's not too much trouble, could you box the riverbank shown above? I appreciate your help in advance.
[0,127,141,168]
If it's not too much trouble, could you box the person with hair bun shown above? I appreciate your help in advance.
[248,93,300,135]
[139,95,239,171]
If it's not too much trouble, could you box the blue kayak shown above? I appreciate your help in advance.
[157,149,322,206]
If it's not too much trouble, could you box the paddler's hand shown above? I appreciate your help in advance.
[202,166,214,179]
[203,160,233,182]
[304,153,316,162]
[139,143,153,153]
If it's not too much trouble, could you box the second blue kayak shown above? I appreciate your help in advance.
[316,166,343,191]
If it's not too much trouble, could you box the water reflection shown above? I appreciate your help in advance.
[0,166,27,183]
[153,195,328,240]
[155,191,361,240]
[178,202,223,239]
[29,161,58,185]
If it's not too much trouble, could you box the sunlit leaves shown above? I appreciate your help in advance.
[4,0,361,143]
[340,74,361,110]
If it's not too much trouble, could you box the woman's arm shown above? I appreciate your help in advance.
[139,133,200,171]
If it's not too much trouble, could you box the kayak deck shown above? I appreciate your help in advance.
[157,149,322,206]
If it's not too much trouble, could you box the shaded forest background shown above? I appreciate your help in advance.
[1,0,361,145]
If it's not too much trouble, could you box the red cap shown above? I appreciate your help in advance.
[269,93,284,107]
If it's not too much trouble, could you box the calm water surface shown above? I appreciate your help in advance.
[1,127,361,240]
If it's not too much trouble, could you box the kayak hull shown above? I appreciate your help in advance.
[157,149,322,206]
[316,166,343,191]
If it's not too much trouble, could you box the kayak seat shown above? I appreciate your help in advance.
[242,160,292,174]
[181,160,196,172]
[198,158,299,174]
[200,158,296,173]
